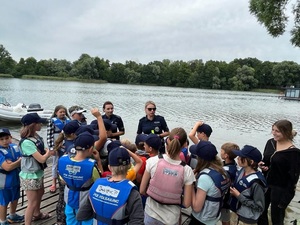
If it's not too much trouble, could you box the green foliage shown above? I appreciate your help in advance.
[249,0,300,47]
[1,43,299,91]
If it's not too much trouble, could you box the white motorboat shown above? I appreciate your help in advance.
[0,97,53,123]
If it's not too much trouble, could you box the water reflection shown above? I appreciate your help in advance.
[0,78,299,151]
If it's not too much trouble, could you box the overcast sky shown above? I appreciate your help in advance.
[1,0,299,64]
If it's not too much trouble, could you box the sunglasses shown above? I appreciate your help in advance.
[147,108,156,111]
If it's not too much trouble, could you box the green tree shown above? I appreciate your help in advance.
[0,44,16,74]
[71,54,98,79]
[249,0,300,46]
[229,65,258,91]
[94,57,110,80]
[272,61,300,87]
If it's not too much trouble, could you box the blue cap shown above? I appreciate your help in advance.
[189,141,218,161]
[0,128,11,136]
[107,140,122,153]
[135,134,148,145]
[233,145,262,163]
[21,113,47,126]
[63,120,80,134]
[90,119,118,131]
[74,131,97,151]
[145,134,162,150]
[75,125,95,136]
[109,147,130,166]
[197,124,213,137]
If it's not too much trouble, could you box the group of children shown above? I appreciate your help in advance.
[1,105,297,225]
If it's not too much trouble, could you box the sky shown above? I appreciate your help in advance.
[1,0,299,65]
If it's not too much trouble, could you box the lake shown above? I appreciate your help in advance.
[1,77,300,222]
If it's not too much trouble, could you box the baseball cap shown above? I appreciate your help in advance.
[63,120,80,135]
[233,145,262,163]
[145,134,162,150]
[90,119,117,131]
[135,134,148,145]
[21,113,47,126]
[189,140,218,161]
[107,140,122,153]
[0,128,11,137]
[75,125,95,136]
[69,105,87,117]
[109,147,130,166]
[74,131,96,151]
[197,124,213,137]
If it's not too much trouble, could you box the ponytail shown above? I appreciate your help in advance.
[167,127,187,160]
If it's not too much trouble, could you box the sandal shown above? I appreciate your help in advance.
[49,185,57,193]
[32,212,51,221]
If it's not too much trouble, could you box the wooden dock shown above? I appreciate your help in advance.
[10,158,59,225]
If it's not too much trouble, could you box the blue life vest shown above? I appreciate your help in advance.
[52,117,70,140]
[20,136,47,171]
[223,162,238,183]
[90,178,136,225]
[230,169,267,212]
[196,168,230,219]
[0,144,21,189]
[58,155,97,209]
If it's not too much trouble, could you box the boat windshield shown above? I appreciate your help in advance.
[0,97,10,106]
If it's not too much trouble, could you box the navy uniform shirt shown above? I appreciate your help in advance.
[102,114,125,140]
[137,115,169,135]
[137,115,169,153]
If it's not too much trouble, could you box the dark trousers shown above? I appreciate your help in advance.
[188,215,206,225]
[257,188,270,225]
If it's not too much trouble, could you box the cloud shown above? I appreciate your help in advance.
[0,0,299,64]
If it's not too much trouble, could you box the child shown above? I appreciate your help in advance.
[230,145,267,225]
[76,147,144,224]
[188,120,213,144]
[47,105,70,193]
[220,142,240,225]
[58,131,102,225]
[53,120,80,225]
[189,140,230,225]
[0,128,24,225]
[140,128,195,225]
[19,113,52,224]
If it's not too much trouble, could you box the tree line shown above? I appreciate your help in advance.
[1,44,299,91]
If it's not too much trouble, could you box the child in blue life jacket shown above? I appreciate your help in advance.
[189,140,230,225]
[47,105,70,194]
[220,142,240,225]
[53,120,80,225]
[76,146,144,224]
[230,145,267,225]
[0,128,24,225]
[58,131,102,225]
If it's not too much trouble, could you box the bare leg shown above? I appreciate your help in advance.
[0,205,7,222]
[9,199,19,215]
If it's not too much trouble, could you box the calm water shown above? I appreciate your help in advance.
[0,78,299,151]
[1,78,300,221]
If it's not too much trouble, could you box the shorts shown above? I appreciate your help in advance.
[20,177,44,191]
[220,208,231,222]
[0,187,20,206]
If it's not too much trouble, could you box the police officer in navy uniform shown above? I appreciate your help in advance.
[137,101,170,154]
[102,101,125,140]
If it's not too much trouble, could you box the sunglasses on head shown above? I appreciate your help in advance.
[147,108,156,111]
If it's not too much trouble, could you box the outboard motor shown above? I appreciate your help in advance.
[27,103,44,112]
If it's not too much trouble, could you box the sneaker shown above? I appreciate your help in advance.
[0,221,9,225]
[6,214,25,223]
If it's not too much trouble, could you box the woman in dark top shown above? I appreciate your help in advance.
[258,119,300,225]
[137,101,169,154]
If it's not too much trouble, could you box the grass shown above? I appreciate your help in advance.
[252,88,282,94]
[0,73,14,78]
[21,75,107,83]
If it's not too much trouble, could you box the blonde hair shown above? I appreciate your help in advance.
[145,101,156,109]
[121,139,137,153]
[167,127,187,159]
[221,142,240,160]
[109,165,131,176]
